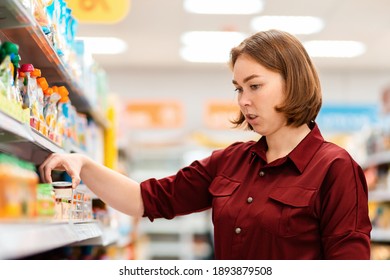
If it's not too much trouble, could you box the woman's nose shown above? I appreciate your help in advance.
[238,91,252,107]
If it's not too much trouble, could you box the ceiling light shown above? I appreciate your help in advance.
[303,40,366,58]
[251,16,324,35]
[180,31,246,63]
[184,0,263,15]
[76,37,127,54]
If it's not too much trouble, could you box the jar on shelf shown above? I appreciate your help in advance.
[52,181,72,220]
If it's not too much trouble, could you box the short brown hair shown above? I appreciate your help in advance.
[229,29,322,129]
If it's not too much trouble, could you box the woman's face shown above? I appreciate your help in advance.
[232,54,286,136]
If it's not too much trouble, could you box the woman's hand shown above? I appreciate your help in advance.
[39,153,87,188]
[40,152,144,217]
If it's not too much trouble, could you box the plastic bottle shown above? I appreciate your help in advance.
[0,154,23,219]
[0,42,21,104]
[37,77,49,104]
[18,63,34,110]
[41,83,61,141]
[0,42,20,81]
[30,68,46,133]
[54,85,69,146]
[22,161,39,218]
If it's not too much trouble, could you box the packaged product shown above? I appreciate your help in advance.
[76,112,88,151]
[22,160,39,218]
[41,83,61,141]
[72,189,84,220]
[46,0,65,57]
[68,105,78,145]
[36,183,55,218]
[0,154,38,219]
[37,76,50,112]
[30,68,46,133]
[52,181,72,220]
[33,0,50,32]
[0,42,21,103]
[18,63,34,110]
[55,85,70,145]
[0,154,24,219]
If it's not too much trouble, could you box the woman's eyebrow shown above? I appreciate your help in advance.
[232,74,261,85]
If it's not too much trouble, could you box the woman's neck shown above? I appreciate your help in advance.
[265,124,311,163]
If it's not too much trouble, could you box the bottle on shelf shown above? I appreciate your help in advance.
[0,41,25,120]
[0,153,39,220]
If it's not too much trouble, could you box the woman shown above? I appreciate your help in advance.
[39,29,371,259]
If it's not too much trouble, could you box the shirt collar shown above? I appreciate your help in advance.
[250,122,325,173]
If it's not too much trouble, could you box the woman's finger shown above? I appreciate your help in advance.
[39,153,55,183]
[42,153,64,183]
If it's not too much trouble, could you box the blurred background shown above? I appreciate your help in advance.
[2,0,390,260]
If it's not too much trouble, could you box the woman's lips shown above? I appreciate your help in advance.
[245,114,258,124]
[246,114,258,120]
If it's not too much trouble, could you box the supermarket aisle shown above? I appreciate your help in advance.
[1,0,390,260]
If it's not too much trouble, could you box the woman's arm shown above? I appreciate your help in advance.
[318,154,371,259]
[39,153,144,217]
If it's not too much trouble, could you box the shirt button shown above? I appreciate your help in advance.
[247,197,253,203]
[259,171,265,177]
[235,227,242,234]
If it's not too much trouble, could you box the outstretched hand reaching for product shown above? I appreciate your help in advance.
[39,153,86,189]
[39,152,144,217]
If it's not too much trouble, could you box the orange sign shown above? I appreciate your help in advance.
[67,0,130,23]
[124,101,183,129]
[205,100,240,129]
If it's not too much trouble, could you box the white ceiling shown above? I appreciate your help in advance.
[76,0,390,72]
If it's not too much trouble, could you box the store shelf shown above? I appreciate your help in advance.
[0,111,64,164]
[0,220,102,259]
[371,227,390,242]
[362,150,390,169]
[138,212,212,260]
[369,189,390,202]
[0,0,108,128]
[74,226,120,247]
[139,213,211,235]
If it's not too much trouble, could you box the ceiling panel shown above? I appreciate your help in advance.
[75,0,390,71]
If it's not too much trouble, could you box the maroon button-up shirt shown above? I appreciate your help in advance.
[140,123,372,259]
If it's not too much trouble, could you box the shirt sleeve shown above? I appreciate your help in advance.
[317,152,372,259]
[140,152,218,221]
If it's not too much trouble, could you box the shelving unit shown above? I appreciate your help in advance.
[0,0,117,259]
[369,189,390,203]
[137,212,213,260]
[362,150,390,169]
[0,110,63,164]
[0,220,104,259]
[362,150,390,246]
[0,0,109,128]
[371,227,390,242]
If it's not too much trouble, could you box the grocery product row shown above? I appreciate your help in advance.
[0,149,131,259]
[0,0,109,128]
[362,126,390,242]
[357,119,390,258]
[0,0,129,260]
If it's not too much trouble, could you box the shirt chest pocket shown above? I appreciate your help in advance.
[261,186,318,237]
[209,176,240,224]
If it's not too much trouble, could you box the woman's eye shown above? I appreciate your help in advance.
[234,88,243,93]
[250,84,261,90]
